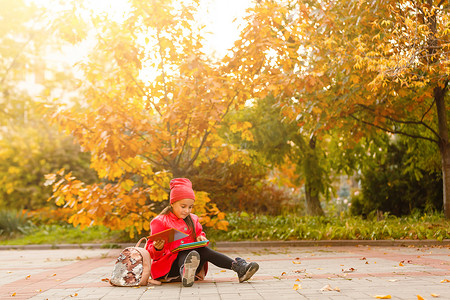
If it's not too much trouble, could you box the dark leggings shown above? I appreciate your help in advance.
[166,247,234,278]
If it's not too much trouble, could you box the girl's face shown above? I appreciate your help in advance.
[171,198,195,219]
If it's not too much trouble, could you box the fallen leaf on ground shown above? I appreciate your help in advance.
[320,284,340,292]
[281,272,287,276]
[417,295,425,300]
[295,278,300,282]
[373,295,391,299]
[320,284,333,291]
[70,293,78,297]
[294,269,306,273]
[11,292,16,297]
[101,278,109,282]
[292,261,301,264]
[293,284,301,290]
[342,268,356,273]
[25,275,31,280]
[440,279,449,283]
[399,262,404,266]
[431,293,440,297]
[360,257,367,260]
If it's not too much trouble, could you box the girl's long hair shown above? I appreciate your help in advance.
[160,205,197,240]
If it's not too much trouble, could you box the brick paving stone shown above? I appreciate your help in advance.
[1,244,449,299]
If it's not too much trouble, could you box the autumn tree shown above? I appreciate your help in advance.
[224,95,331,215]
[47,0,252,235]
[0,0,96,210]
[227,0,450,218]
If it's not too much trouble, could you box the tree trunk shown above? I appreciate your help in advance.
[435,84,450,219]
[304,181,325,216]
[427,1,450,219]
[303,136,325,216]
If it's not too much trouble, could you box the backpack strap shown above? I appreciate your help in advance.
[135,237,162,286]
[135,237,148,248]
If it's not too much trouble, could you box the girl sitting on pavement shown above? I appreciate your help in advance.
[145,178,259,287]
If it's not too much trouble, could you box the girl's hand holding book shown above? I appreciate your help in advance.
[196,236,207,242]
[154,239,165,251]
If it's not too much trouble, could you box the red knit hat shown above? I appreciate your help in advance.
[170,178,195,204]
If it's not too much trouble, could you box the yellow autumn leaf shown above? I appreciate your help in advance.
[374,295,391,299]
[215,220,229,231]
[241,130,254,141]
[417,295,425,300]
[229,123,239,133]
[293,284,301,290]
[431,293,440,297]
[440,279,449,283]
[121,179,135,191]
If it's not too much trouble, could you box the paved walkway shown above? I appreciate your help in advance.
[0,244,449,299]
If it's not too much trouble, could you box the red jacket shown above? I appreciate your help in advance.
[145,212,208,279]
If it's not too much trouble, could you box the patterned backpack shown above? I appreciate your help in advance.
[110,238,160,286]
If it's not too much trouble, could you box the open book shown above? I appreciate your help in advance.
[147,228,188,243]
[171,240,209,253]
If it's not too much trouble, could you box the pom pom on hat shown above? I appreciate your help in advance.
[170,178,195,204]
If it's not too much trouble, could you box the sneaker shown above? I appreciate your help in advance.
[181,251,200,287]
[231,257,259,283]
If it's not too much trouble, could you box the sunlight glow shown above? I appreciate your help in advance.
[30,0,252,58]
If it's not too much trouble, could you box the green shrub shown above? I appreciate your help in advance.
[205,212,450,242]
[0,122,97,210]
[0,210,33,237]
[351,138,442,216]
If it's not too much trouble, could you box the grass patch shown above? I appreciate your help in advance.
[205,212,450,242]
[2,212,449,245]
[0,224,126,245]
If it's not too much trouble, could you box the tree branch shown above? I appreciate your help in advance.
[139,154,165,168]
[126,69,163,117]
[349,113,439,144]
[185,130,210,172]
[1,33,35,85]
[356,103,440,139]
[175,116,192,168]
